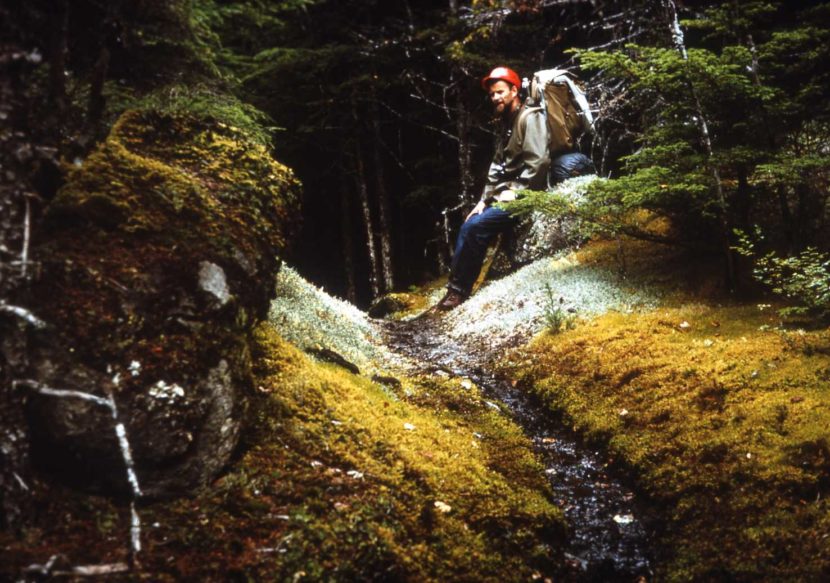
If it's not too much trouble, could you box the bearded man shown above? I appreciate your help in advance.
[436,66,549,310]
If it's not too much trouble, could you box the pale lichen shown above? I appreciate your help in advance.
[268,266,409,375]
[442,250,661,352]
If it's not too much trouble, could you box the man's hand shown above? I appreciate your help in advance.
[497,189,517,202]
[465,200,486,221]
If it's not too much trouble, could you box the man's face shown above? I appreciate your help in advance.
[488,80,517,115]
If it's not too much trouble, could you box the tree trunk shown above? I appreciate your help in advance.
[85,44,110,140]
[0,329,33,533]
[48,0,69,113]
[339,174,358,304]
[370,99,395,293]
[455,83,475,203]
[744,28,795,251]
[354,141,381,300]
[403,0,415,32]
[664,0,736,291]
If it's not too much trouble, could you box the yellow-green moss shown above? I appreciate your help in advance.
[31,108,300,377]
[0,325,565,580]
[52,109,299,252]
[508,298,830,581]
[369,277,449,320]
[128,326,563,580]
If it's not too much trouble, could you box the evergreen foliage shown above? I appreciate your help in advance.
[506,0,830,306]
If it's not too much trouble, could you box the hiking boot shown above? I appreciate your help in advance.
[435,289,467,311]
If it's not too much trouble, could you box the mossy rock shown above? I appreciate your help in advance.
[488,210,587,280]
[0,325,568,579]
[367,292,430,320]
[22,109,300,496]
[150,326,566,579]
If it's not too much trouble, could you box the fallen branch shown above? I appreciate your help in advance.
[13,379,144,569]
[0,302,46,329]
[24,555,130,578]
[21,193,31,278]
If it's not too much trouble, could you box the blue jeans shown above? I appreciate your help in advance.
[448,206,516,295]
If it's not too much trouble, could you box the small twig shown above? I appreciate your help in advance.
[57,563,130,576]
[21,194,31,278]
[385,98,460,143]
[13,472,30,492]
[0,302,46,329]
[582,28,645,52]
[23,554,66,577]
[13,380,110,407]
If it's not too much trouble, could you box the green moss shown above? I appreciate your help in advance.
[133,85,276,147]
[508,285,830,580]
[124,326,563,580]
[32,107,299,378]
[368,292,431,320]
[54,108,298,248]
[1,324,565,580]
[368,278,449,320]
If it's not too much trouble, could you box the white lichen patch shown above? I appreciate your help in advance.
[442,250,661,352]
[268,231,662,377]
[149,380,186,402]
[269,266,407,375]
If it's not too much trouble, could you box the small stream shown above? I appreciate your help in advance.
[383,317,653,581]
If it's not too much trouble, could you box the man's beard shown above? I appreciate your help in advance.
[494,99,513,118]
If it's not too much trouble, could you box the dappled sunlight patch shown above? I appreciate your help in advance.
[507,302,830,580]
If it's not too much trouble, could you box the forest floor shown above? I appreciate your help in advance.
[304,233,830,581]
[499,241,830,581]
[2,236,829,582]
[429,236,830,581]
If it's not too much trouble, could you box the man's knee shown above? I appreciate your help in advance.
[459,214,483,240]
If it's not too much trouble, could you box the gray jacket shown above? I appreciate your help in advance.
[482,105,549,202]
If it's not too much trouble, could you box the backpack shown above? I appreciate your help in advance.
[525,69,594,158]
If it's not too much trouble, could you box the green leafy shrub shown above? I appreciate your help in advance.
[754,247,830,321]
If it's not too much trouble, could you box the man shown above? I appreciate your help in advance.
[436,66,549,310]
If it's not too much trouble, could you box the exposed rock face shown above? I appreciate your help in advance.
[509,210,587,265]
[490,210,587,278]
[20,110,300,496]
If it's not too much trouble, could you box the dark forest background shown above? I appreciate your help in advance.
[3,0,829,308]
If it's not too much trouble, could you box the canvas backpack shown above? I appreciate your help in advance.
[525,69,594,157]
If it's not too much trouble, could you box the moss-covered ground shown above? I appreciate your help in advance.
[1,324,565,581]
[503,239,830,581]
[6,232,829,581]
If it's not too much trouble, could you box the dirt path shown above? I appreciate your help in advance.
[383,314,653,581]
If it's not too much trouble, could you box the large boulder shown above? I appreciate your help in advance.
[489,175,596,277]
[19,109,300,496]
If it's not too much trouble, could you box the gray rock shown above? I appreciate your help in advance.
[25,342,245,498]
[490,210,587,278]
[198,261,231,307]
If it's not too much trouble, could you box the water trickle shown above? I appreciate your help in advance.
[384,317,653,581]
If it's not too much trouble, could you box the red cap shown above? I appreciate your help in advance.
[481,66,521,90]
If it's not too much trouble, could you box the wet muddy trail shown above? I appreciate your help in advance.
[383,316,654,581]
